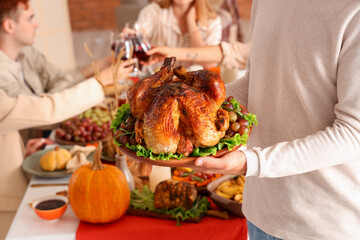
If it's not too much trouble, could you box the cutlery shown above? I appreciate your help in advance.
[30,183,68,187]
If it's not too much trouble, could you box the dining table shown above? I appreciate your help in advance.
[6,165,248,240]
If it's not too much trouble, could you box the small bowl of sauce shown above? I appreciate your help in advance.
[31,195,69,221]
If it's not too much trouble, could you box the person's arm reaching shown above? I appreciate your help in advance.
[146,42,251,70]
[0,79,104,134]
[80,56,111,79]
[24,138,54,157]
[146,45,222,65]
[0,57,131,134]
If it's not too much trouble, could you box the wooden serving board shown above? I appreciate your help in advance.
[126,207,205,223]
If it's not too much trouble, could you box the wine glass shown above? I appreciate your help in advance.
[132,34,151,62]
[110,30,133,61]
[124,22,152,63]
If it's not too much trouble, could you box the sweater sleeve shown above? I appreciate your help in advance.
[0,78,104,134]
[24,47,80,93]
[245,10,360,178]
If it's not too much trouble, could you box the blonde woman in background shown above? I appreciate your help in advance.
[136,0,222,48]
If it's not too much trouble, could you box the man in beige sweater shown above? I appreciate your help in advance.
[0,0,122,97]
[0,0,135,146]
[0,76,112,239]
[0,1,135,238]
[1,0,81,96]
[188,0,360,239]
[0,64,132,239]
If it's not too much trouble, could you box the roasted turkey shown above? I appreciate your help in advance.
[127,57,229,156]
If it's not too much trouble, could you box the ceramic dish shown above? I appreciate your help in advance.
[31,194,69,221]
[118,145,242,168]
[22,145,93,178]
[55,134,112,147]
[207,175,244,217]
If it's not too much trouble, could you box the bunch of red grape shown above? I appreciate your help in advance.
[55,108,111,143]
[113,115,137,146]
[222,96,250,138]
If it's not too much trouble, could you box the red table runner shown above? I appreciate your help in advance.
[77,214,247,240]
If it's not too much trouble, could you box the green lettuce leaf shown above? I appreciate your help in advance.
[244,113,258,127]
[126,144,184,160]
[228,98,258,127]
[130,185,155,211]
[110,103,131,131]
[191,133,247,157]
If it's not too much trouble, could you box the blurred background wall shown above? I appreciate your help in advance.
[32,0,76,71]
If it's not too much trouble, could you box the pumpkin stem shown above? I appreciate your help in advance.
[91,142,105,171]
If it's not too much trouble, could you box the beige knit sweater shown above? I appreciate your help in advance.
[225,0,360,239]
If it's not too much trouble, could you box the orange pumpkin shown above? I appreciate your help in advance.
[68,143,130,223]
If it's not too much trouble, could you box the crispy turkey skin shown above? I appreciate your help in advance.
[127,57,229,156]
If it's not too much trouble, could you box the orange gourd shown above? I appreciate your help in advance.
[68,143,130,223]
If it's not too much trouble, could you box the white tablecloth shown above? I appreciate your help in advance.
[6,176,79,240]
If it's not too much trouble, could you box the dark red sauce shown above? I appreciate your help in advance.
[35,199,66,210]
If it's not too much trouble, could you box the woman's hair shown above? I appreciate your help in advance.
[158,0,217,26]
[0,0,29,24]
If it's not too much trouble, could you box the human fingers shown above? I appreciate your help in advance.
[120,58,137,68]
[186,5,197,23]
[121,65,135,76]
[44,138,55,145]
[99,67,113,86]
[193,151,247,175]
[122,27,136,35]
[26,138,45,149]
[138,55,161,66]
[146,47,160,56]
[25,138,46,157]
[146,47,171,57]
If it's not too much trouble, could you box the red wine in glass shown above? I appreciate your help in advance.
[132,35,151,62]
[111,37,133,60]
[134,46,149,62]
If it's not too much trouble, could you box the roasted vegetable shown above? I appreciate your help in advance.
[154,179,197,210]
[39,147,71,171]
[215,175,245,203]
[172,167,222,188]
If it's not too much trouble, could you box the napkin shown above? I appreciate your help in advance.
[66,145,96,172]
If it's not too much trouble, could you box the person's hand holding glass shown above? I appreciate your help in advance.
[122,22,152,66]
[110,30,133,61]
[110,28,139,82]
